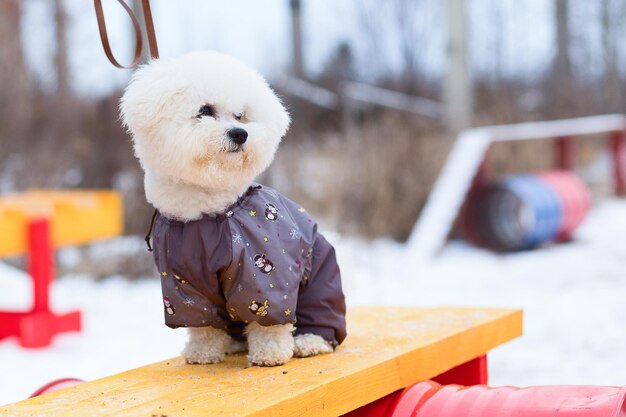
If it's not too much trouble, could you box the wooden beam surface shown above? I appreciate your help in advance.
[0,306,522,417]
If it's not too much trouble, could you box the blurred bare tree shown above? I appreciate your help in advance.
[289,0,305,79]
[354,0,441,96]
[444,0,472,132]
[550,0,574,118]
[53,0,70,100]
[601,0,623,113]
[0,0,34,161]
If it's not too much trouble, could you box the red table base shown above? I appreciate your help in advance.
[0,311,81,348]
[0,219,81,348]
[344,355,488,417]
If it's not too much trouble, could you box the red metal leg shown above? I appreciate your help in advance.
[342,390,403,417]
[342,356,489,416]
[473,150,491,190]
[29,218,53,313]
[432,355,488,385]
[611,130,626,196]
[459,150,491,245]
[555,136,575,171]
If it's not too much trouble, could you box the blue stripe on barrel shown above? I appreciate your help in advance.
[502,175,563,248]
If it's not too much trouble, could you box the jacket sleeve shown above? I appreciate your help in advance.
[295,232,347,346]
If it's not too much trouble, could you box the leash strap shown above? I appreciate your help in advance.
[94,0,159,69]
[145,209,158,252]
[141,0,159,60]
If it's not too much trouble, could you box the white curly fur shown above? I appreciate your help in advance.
[121,51,334,367]
[120,51,290,221]
[227,339,248,355]
[293,333,334,358]
[245,323,295,367]
[182,327,233,364]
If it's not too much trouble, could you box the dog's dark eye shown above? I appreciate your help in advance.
[197,104,216,118]
[234,112,245,121]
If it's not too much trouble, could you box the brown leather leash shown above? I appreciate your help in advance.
[94,0,159,69]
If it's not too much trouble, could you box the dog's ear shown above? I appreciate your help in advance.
[266,89,291,139]
[119,60,182,139]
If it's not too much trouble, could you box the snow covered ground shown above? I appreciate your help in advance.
[1,199,625,406]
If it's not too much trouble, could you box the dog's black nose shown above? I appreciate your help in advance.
[228,128,248,145]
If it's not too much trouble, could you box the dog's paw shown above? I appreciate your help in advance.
[183,348,224,365]
[246,322,294,367]
[293,333,334,358]
[226,339,248,355]
[248,350,293,367]
[182,327,230,364]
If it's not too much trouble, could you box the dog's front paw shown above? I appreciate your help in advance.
[183,347,224,364]
[182,327,231,364]
[246,322,294,367]
[293,334,333,358]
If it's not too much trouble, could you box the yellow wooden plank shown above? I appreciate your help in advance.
[0,190,122,257]
[0,306,522,417]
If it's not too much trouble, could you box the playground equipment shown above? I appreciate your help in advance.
[409,114,626,258]
[0,190,122,348]
[348,381,626,417]
[30,379,84,398]
[538,170,591,240]
[1,306,522,416]
[462,170,590,251]
[4,306,624,416]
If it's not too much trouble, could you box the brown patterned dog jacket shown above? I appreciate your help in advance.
[150,184,347,346]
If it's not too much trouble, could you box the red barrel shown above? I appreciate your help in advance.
[462,170,591,251]
[388,381,626,417]
[462,175,563,251]
[537,170,591,240]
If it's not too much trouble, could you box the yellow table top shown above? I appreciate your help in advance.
[0,190,122,257]
[0,306,522,417]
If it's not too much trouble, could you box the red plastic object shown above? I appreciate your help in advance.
[0,218,81,348]
[346,382,626,417]
[538,170,591,240]
[395,382,626,417]
[29,378,84,398]
[349,382,626,417]
[344,355,626,417]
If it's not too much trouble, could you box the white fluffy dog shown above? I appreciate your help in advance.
[120,51,346,367]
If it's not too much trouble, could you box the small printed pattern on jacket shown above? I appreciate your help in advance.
[151,184,347,346]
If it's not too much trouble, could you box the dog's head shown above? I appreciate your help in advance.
[120,51,290,192]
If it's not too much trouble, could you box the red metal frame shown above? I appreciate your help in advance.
[0,218,81,348]
[555,136,575,171]
[432,355,488,386]
[611,131,626,196]
[458,152,491,244]
[343,355,488,416]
